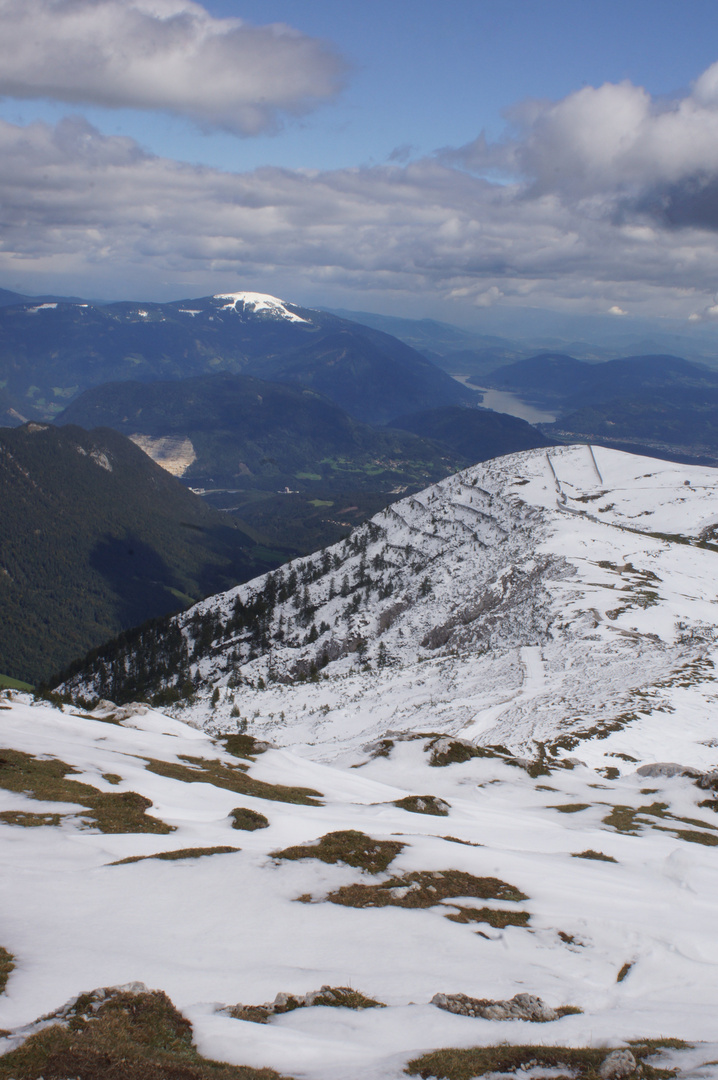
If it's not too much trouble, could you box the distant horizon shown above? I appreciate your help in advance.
[6,280,718,363]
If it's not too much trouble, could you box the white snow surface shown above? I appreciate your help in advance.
[1,691,718,1078]
[213,291,309,323]
[8,445,718,1077]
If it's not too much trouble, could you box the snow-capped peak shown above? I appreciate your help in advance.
[213,291,309,323]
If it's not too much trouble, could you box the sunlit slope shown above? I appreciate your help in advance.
[62,444,718,776]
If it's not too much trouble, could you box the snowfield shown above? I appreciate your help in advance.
[5,445,718,1077]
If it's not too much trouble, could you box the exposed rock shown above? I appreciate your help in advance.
[431,991,558,1022]
[221,985,385,1023]
[598,1048,638,1078]
[636,762,700,779]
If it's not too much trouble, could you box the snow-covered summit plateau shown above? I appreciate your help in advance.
[5,445,718,1079]
[213,291,310,323]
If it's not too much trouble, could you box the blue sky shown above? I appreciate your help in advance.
[6,0,718,172]
[4,0,718,329]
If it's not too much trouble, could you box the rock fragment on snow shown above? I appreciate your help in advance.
[598,1048,638,1078]
[431,991,559,1021]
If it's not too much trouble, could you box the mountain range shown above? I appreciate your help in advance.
[0,290,474,427]
[1,444,717,1079]
[479,352,718,463]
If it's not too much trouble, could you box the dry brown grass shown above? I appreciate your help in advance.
[0,948,13,996]
[406,1039,684,1079]
[110,846,240,866]
[572,849,618,862]
[0,749,173,834]
[144,756,322,806]
[0,988,294,1080]
[274,830,404,875]
[230,808,270,831]
[393,795,450,816]
[0,811,64,827]
[443,905,530,928]
[325,869,527,909]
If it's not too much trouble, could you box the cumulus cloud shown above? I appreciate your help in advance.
[447,62,718,234]
[0,0,345,134]
[3,114,718,319]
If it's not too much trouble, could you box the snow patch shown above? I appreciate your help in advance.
[213,291,309,323]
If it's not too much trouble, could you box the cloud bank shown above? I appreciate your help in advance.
[0,0,345,134]
[5,61,718,318]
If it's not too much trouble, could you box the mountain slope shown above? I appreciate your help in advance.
[477,352,718,462]
[5,445,718,1077]
[0,646,716,1077]
[483,352,718,411]
[0,423,287,684]
[0,290,475,426]
[56,372,464,493]
[61,444,718,776]
[390,404,557,460]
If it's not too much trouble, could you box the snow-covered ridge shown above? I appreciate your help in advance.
[64,444,718,776]
[213,291,309,323]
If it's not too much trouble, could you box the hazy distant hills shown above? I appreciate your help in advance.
[57,372,463,493]
[0,423,288,684]
[390,405,557,460]
[0,291,475,427]
[60,374,543,555]
[480,352,718,408]
[478,352,718,462]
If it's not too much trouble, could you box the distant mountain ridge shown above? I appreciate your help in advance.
[56,372,464,493]
[479,351,718,463]
[0,290,475,426]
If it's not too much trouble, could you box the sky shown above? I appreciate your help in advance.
[6,0,718,329]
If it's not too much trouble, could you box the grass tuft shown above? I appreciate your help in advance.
[443,905,530,928]
[572,849,618,862]
[144,755,322,806]
[439,836,482,847]
[393,795,450,816]
[274,830,404,875]
[0,749,172,834]
[0,948,14,996]
[0,987,294,1080]
[230,807,270,831]
[406,1040,681,1079]
[222,735,269,760]
[551,803,591,814]
[325,869,527,909]
[110,846,240,866]
[617,961,634,982]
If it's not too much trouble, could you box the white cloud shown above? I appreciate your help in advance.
[1,114,718,319]
[0,0,345,135]
[448,65,718,217]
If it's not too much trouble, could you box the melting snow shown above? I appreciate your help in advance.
[214,291,309,323]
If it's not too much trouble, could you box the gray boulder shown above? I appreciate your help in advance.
[599,1048,637,1078]
[431,991,558,1022]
